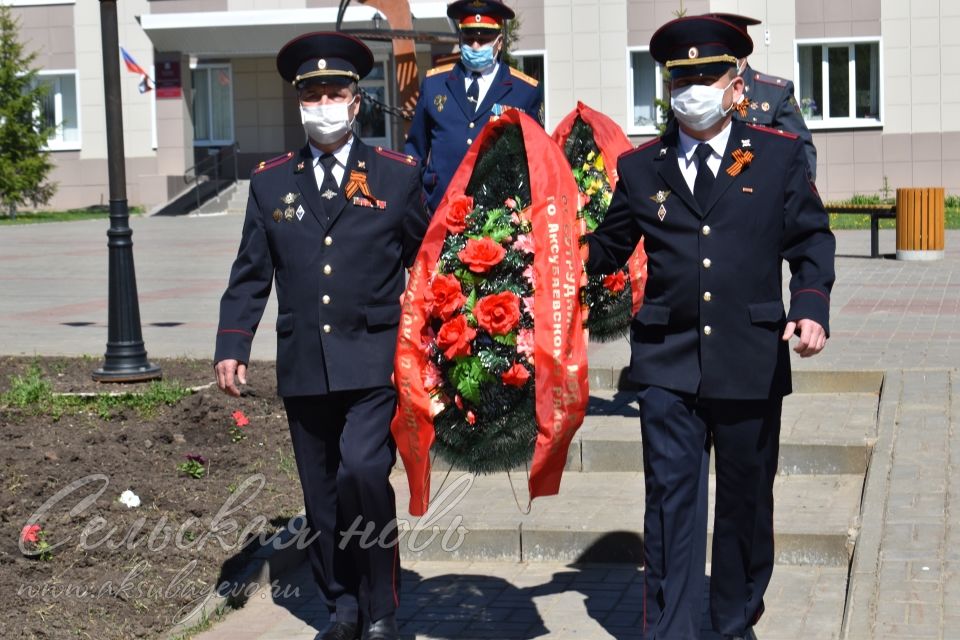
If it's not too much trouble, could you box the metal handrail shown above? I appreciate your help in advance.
[183,142,240,212]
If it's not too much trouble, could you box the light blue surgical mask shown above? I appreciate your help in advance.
[461,39,498,73]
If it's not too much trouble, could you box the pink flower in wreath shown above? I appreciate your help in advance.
[458,237,506,274]
[522,264,537,287]
[513,233,535,254]
[504,197,517,210]
[522,296,535,319]
[517,328,535,359]
[423,361,442,390]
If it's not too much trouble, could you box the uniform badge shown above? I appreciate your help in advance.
[659,148,667,157]
[295,161,306,173]
[649,191,670,222]
[272,208,282,222]
[741,139,751,148]
[284,207,294,221]
[282,192,298,205]
[322,189,338,200]
[295,204,305,220]
[750,101,759,110]
[761,102,770,112]
[357,160,366,170]
[434,94,447,112]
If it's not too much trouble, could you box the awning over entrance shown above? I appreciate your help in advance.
[139,4,453,57]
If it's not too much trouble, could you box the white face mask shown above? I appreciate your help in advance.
[300,98,357,145]
[670,80,737,132]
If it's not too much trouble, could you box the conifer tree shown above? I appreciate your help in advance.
[0,5,56,218]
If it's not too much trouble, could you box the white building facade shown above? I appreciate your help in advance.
[6,0,959,208]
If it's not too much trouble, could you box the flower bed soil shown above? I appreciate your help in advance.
[0,357,304,639]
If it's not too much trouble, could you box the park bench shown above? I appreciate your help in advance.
[823,202,896,258]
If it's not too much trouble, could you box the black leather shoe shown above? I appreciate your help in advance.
[315,621,361,640]
[362,614,398,640]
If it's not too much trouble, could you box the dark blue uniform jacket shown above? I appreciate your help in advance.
[215,139,429,397]
[586,120,835,400]
[404,61,543,212]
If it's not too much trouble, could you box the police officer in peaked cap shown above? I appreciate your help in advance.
[584,15,835,640]
[214,32,429,640]
[706,12,818,180]
[404,0,544,213]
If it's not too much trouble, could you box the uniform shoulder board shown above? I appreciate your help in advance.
[253,151,294,175]
[425,63,455,78]
[508,67,539,87]
[621,137,663,159]
[746,123,800,140]
[375,147,418,167]
[753,72,789,88]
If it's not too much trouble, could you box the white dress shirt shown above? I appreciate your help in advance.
[464,62,500,108]
[676,123,733,194]
[309,135,354,189]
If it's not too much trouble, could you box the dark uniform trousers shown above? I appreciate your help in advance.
[215,138,429,625]
[285,387,400,624]
[404,61,544,212]
[586,119,835,640]
[639,386,781,637]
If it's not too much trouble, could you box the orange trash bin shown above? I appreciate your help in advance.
[896,187,945,261]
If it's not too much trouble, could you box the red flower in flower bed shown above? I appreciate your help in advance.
[458,237,506,274]
[446,195,474,233]
[232,410,249,427]
[427,273,467,320]
[20,524,40,544]
[602,272,626,294]
[501,363,530,387]
[436,315,476,359]
[474,291,521,336]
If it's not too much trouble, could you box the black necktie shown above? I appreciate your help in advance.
[693,143,715,211]
[467,72,481,112]
[318,153,339,220]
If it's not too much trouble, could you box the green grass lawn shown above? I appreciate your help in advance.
[829,208,960,230]
[0,209,143,226]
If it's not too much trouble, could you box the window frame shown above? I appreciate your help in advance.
[626,46,664,136]
[35,69,82,152]
[190,62,235,147]
[355,57,393,149]
[510,49,548,126]
[794,36,883,131]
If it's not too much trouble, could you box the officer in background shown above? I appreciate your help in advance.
[214,33,429,640]
[584,16,835,640]
[404,0,544,213]
[707,12,818,180]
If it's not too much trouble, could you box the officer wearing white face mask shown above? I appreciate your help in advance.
[584,16,835,640]
[404,0,544,213]
[214,32,429,640]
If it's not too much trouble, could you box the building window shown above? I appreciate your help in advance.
[191,64,234,145]
[356,59,391,148]
[511,50,546,124]
[627,48,663,135]
[35,71,81,151]
[796,39,881,128]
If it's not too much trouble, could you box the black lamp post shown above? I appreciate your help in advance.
[92,0,161,382]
